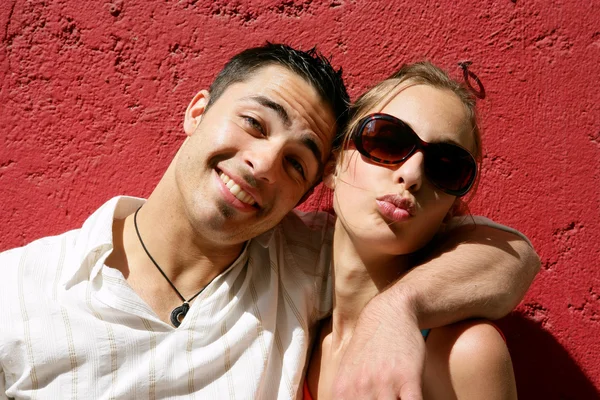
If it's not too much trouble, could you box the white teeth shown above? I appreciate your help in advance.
[230,183,241,195]
[218,172,256,206]
[235,191,247,201]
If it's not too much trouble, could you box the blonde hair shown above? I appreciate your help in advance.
[335,61,483,215]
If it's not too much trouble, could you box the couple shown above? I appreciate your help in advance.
[0,43,538,399]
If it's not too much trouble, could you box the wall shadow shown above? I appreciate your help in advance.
[497,313,599,399]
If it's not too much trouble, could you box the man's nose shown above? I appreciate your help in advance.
[393,151,424,192]
[243,143,284,184]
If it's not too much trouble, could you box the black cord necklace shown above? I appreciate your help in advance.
[133,207,206,327]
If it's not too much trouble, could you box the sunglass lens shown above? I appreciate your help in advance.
[360,119,415,162]
[425,144,476,194]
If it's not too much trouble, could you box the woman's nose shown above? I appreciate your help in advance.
[393,151,424,192]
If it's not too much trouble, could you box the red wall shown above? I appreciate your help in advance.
[1,0,598,397]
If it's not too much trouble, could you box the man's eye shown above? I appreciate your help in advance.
[287,157,306,179]
[243,116,264,135]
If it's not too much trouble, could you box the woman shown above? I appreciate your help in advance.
[304,62,517,399]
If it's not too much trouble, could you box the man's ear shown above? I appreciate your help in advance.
[183,90,210,136]
[296,157,337,207]
[323,158,337,190]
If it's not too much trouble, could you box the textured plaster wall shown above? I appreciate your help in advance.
[1,0,599,397]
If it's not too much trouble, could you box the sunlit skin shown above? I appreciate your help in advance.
[308,83,516,399]
[332,83,475,266]
[106,65,337,325]
[175,65,337,247]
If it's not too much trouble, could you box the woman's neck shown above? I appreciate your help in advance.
[329,218,412,345]
[307,219,414,400]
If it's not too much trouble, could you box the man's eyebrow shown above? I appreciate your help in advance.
[301,135,324,175]
[246,95,291,128]
[244,95,325,175]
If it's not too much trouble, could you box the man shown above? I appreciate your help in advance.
[0,44,538,399]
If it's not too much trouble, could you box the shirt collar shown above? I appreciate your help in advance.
[254,225,276,248]
[61,196,280,288]
[62,196,145,288]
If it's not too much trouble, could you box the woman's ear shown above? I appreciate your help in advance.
[323,157,337,190]
[183,90,210,136]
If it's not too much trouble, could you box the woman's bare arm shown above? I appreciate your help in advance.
[333,224,539,399]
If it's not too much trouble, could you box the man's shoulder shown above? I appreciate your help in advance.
[250,209,334,274]
[0,195,141,278]
[0,229,80,261]
[281,209,335,233]
[0,229,81,297]
[277,209,335,246]
[0,196,117,257]
[259,209,334,274]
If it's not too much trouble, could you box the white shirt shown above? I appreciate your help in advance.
[0,197,529,400]
[0,196,333,400]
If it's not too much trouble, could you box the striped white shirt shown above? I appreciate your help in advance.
[0,196,333,400]
[0,197,529,400]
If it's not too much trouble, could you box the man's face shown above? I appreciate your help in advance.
[175,65,336,244]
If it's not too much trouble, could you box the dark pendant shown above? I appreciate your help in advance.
[170,302,190,327]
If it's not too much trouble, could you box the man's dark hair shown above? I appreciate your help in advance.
[206,43,350,149]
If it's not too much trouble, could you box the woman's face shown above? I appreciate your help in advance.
[331,83,475,255]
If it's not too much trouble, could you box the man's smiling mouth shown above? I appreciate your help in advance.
[219,172,256,206]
